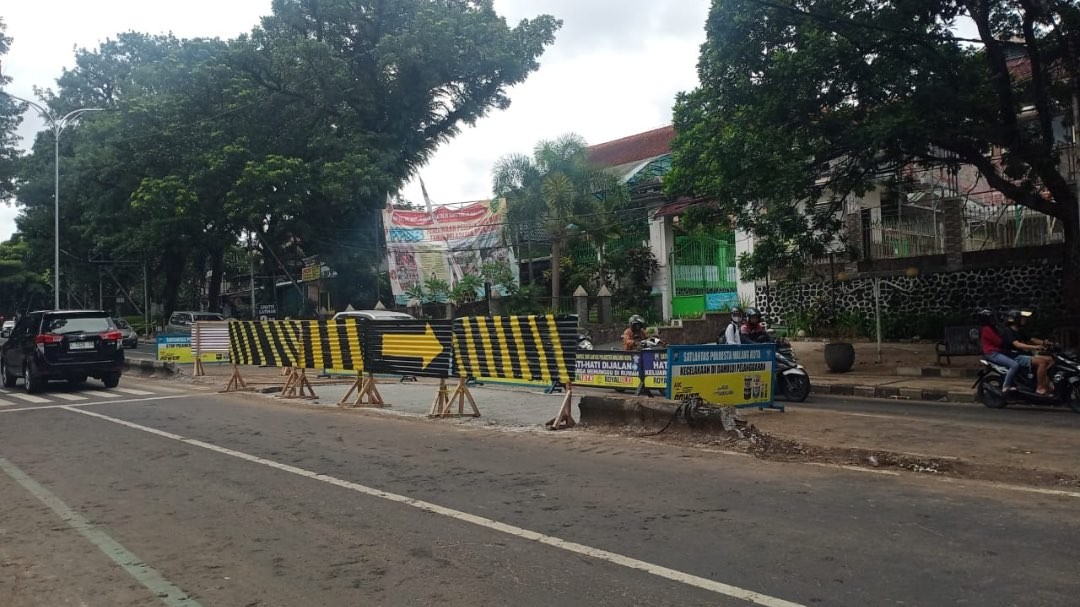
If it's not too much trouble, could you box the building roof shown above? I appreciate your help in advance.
[588,125,676,168]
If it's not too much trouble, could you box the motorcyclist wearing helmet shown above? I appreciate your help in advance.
[978,308,1020,391]
[723,307,744,345]
[740,307,770,344]
[1001,309,1052,394]
[623,314,649,351]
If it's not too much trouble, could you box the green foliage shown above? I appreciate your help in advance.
[668,0,1080,284]
[0,18,22,200]
[449,274,484,305]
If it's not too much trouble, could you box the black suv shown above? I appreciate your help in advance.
[1,310,124,392]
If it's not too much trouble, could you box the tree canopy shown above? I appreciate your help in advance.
[668,0,1080,288]
[4,0,560,318]
[0,18,23,200]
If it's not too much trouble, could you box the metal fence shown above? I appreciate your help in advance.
[864,217,945,259]
[963,203,1064,251]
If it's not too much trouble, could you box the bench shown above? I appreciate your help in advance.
[936,325,982,366]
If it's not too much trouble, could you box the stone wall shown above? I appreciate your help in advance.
[758,262,1063,327]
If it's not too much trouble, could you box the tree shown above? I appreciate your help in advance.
[0,18,23,200]
[493,134,628,309]
[668,0,1080,305]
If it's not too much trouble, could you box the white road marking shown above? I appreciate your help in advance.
[0,395,188,415]
[50,393,89,402]
[110,387,155,396]
[0,456,202,607]
[0,399,15,407]
[62,406,805,607]
[131,384,186,393]
[91,391,122,398]
[8,393,50,403]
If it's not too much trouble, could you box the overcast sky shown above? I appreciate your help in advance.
[0,0,709,241]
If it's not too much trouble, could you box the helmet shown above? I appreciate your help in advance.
[975,309,995,326]
[628,314,645,328]
[729,306,743,319]
[745,307,761,319]
[1004,309,1021,325]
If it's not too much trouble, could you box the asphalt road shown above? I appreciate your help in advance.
[1,381,1078,606]
[801,393,1080,429]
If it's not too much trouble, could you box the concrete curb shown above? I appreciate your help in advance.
[812,382,974,403]
[122,359,180,378]
[578,395,733,432]
[896,366,980,378]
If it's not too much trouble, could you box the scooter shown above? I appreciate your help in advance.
[773,336,811,402]
[974,347,1080,413]
[578,331,594,351]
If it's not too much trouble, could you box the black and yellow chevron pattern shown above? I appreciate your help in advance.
[453,315,577,384]
[228,320,363,371]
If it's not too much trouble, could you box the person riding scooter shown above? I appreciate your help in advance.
[623,314,649,351]
[723,307,744,345]
[1001,309,1052,395]
[978,309,1019,392]
[740,308,771,344]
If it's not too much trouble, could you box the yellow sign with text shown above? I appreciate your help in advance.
[666,344,775,407]
[157,335,228,364]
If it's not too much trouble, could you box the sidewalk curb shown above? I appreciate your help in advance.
[812,383,974,403]
[122,359,179,378]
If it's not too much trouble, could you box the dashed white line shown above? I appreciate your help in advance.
[92,391,123,398]
[0,395,188,414]
[61,406,806,607]
[50,393,89,402]
[0,399,15,407]
[7,393,50,403]
[110,388,155,396]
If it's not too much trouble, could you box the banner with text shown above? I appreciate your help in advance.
[666,344,775,408]
[384,199,517,305]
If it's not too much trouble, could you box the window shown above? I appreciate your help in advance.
[43,314,112,335]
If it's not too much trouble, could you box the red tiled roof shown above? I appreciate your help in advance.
[588,125,676,168]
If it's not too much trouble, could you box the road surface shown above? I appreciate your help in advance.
[0,378,1077,606]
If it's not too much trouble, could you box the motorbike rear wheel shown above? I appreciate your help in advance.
[978,377,1008,409]
[1070,384,1080,414]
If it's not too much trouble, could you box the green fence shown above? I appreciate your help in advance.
[670,236,738,317]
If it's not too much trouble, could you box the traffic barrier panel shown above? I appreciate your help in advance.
[453,315,577,387]
[193,321,231,376]
[362,320,453,378]
[228,321,307,368]
[300,320,364,372]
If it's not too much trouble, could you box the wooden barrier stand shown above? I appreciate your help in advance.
[279,368,316,399]
[338,371,385,408]
[545,382,576,430]
[429,377,479,418]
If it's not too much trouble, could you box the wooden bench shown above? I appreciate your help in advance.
[936,325,982,366]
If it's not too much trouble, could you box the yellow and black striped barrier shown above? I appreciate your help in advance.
[228,319,364,371]
[452,315,577,385]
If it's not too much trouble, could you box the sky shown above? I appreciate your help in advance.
[0,0,710,241]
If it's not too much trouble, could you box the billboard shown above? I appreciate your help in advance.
[384,199,517,305]
[666,343,776,408]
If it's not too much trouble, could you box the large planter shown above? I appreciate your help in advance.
[824,342,856,373]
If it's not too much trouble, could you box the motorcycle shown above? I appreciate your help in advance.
[578,331,594,351]
[974,346,1080,413]
[773,336,811,402]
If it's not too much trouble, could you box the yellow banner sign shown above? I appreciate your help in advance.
[666,344,775,407]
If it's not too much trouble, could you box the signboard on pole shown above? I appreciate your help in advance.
[665,343,777,409]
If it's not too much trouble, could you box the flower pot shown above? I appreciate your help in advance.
[824,342,856,373]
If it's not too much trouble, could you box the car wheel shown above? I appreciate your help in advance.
[23,363,41,394]
[1,359,16,388]
[102,372,121,389]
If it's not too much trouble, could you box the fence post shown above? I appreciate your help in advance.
[942,197,964,271]
[574,285,590,324]
[598,285,613,325]
[490,290,504,316]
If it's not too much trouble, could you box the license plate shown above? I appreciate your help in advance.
[70,341,95,350]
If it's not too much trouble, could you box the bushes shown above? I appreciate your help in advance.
[781,307,973,341]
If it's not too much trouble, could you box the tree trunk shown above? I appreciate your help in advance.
[1061,201,1080,318]
[207,249,225,313]
[160,249,187,322]
[550,238,562,312]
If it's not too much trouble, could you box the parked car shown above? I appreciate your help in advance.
[113,318,139,349]
[165,311,226,335]
[331,310,416,321]
[1,319,14,339]
[1,310,124,392]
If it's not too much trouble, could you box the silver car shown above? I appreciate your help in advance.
[165,311,226,335]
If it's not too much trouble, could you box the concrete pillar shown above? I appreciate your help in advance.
[942,197,964,271]
[574,285,590,325]
[734,228,756,306]
[489,290,503,316]
[597,285,614,326]
[649,210,675,321]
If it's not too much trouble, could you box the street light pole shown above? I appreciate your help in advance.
[1,91,105,309]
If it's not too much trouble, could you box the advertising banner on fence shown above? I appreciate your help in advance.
[384,199,517,305]
[573,349,668,390]
[666,344,775,408]
[157,334,228,364]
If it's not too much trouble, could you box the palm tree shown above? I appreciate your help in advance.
[492,134,628,310]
